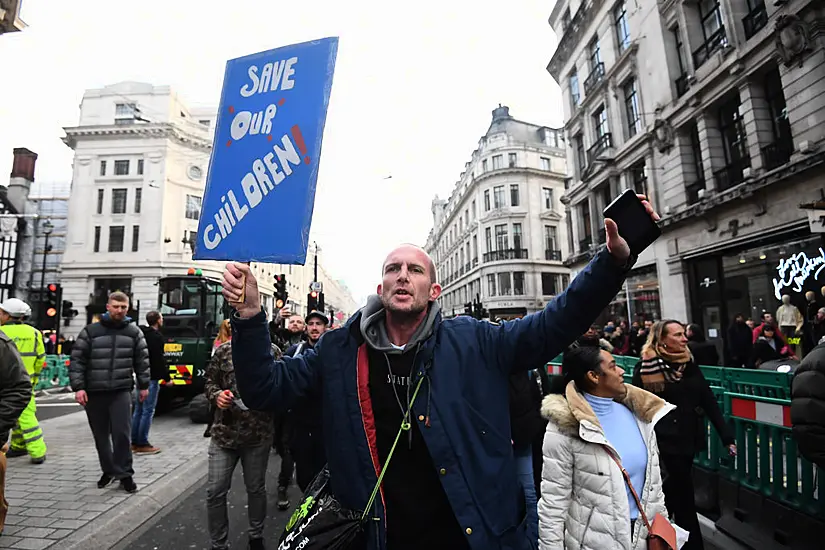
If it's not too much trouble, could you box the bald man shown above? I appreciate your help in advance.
[222,198,657,550]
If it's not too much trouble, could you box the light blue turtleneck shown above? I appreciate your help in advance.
[584,393,648,519]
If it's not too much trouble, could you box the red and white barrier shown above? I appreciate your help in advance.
[730,397,791,428]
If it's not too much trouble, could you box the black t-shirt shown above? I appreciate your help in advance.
[366,346,469,550]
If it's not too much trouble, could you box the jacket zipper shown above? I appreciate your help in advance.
[580,506,596,550]
[110,332,117,386]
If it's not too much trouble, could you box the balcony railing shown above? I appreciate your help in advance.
[464,262,471,273]
[675,74,689,98]
[459,265,465,276]
[685,180,706,205]
[583,62,605,95]
[482,248,529,263]
[587,133,613,165]
[713,157,751,192]
[761,140,794,171]
[692,27,727,69]
[743,5,768,40]
[579,237,592,252]
[472,257,478,267]
[545,249,562,261]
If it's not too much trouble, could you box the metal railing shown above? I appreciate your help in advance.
[583,62,606,95]
[713,157,751,192]
[675,74,689,98]
[692,27,727,68]
[743,4,768,40]
[761,140,794,171]
[686,180,706,205]
[587,133,613,165]
[545,249,562,261]
[578,237,592,252]
[482,248,528,263]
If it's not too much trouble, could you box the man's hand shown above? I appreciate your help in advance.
[279,306,292,319]
[605,194,660,263]
[216,390,233,410]
[75,390,88,406]
[139,389,149,403]
[222,263,261,318]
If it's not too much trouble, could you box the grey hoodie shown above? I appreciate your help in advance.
[359,295,441,354]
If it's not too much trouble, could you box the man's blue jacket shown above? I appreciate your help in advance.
[231,249,629,549]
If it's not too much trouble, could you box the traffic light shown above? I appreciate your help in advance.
[307,290,319,313]
[274,274,288,309]
[61,300,78,320]
[464,302,472,316]
[317,291,325,312]
[42,283,61,330]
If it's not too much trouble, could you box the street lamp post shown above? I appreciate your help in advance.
[40,219,54,299]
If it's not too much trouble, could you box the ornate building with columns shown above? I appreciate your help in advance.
[548,0,825,339]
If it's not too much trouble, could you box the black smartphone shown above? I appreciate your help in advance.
[602,189,661,256]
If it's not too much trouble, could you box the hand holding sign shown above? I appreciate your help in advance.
[223,263,261,318]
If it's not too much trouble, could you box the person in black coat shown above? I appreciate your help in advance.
[633,320,735,550]
[726,314,753,368]
[686,323,720,366]
[791,343,825,469]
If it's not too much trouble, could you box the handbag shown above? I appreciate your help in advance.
[604,447,677,550]
[279,376,426,550]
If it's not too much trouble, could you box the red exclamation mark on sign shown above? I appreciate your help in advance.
[291,125,311,164]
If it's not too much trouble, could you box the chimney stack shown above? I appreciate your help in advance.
[7,147,37,213]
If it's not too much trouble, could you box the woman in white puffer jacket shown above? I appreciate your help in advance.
[538,346,673,550]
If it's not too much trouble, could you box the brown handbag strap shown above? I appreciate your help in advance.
[603,445,653,533]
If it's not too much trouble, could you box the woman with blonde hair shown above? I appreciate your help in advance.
[632,320,735,550]
[213,320,232,354]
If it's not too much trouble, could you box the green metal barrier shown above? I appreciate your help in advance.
[35,354,70,391]
[725,368,792,399]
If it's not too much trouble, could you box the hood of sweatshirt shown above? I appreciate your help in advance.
[359,295,440,355]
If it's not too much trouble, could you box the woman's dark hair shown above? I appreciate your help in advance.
[550,346,604,394]
[686,323,705,343]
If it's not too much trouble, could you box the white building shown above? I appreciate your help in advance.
[547,0,825,343]
[60,82,356,335]
[0,0,25,35]
[425,106,570,320]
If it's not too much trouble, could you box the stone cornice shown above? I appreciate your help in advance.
[62,123,213,152]
[547,0,608,81]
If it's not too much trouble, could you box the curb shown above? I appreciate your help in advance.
[699,513,750,550]
[52,452,209,550]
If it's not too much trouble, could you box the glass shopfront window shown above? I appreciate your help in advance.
[604,265,661,325]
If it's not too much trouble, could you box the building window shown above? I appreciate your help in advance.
[570,69,581,107]
[482,159,488,172]
[93,226,101,253]
[108,226,125,252]
[561,8,572,31]
[132,225,140,252]
[615,1,630,52]
[540,157,551,171]
[485,227,493,252]
[465,210,470,226]
[543,188,554,209]
[471,200,476,219]
[134,188,142,214]
[588,37,601,71]
[114,160,130,176]
[674,26,689,97]
[743,0,768,40]
[493,186,505,209]
[763,66,792,169]
[498,273,512,296]
[545,225,558,251]
[492,155,503,170]
[186,195,202,220]
[495,224,509,250]
[579,201,593,249]
[541,273,557,296]
[99,160,107,176]
[694,0,726,68]
[111,189,127,214]
[594,107,609,139]
[513,223,523,250]
[97,189,104,214]
[199,119,211,127]
[472,235,478,260]
[510,184,520,207]
[115,103,136,117]
[484,190,491,211]
[513,272,525,295]
[624,79,641,138]
[487,274,497,296]
[137,159,144,176]
[508,153,517,168]
[630,161,648,197]
[575,134,586,173]
[717,94,750,190]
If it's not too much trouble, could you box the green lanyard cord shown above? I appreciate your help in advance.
[360,375,426,523]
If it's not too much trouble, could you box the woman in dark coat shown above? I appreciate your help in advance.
[633,320,735,550]
[752,324,795,367]
[686,323,720,366]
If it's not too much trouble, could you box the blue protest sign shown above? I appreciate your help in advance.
[193,37,338,264]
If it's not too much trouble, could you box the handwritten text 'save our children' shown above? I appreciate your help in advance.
[202,57,310,251]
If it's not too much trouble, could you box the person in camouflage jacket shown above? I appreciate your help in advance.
[205,340,282,550]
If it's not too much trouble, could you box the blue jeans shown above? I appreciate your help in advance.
[131,381,160,446]
[514,444,538,544]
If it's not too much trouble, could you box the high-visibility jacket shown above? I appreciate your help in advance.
[0,322,46,379]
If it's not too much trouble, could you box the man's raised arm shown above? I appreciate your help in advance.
[492,195,660,371]
[224,263,320,412]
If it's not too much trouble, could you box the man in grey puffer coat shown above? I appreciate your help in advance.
[70,291,150,493]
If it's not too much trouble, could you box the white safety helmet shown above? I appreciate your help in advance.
[0,298,31,318]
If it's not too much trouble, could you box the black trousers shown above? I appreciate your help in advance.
[85,390,133,480]
[273,415,294,488]
[292,431,326,492]
[661,453,704,550]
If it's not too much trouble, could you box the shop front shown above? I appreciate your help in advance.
[687,224,824,361]
[602,264,661,326]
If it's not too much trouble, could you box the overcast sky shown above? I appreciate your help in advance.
[0,0,563,305]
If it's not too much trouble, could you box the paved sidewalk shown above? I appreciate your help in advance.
[1,406,209,550]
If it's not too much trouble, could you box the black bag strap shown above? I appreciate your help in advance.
[360,375,426,522]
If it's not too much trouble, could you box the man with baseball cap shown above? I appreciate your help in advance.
[284,310,329,492]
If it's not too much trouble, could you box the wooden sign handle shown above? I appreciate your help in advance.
[231,263,249,305]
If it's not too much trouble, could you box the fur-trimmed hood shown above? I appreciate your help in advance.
[541,381,673,437]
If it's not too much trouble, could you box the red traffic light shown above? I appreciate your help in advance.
[310,291,318,298]
[46,308,57,317]
[275,299,284,308]
[47,284,57,292]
